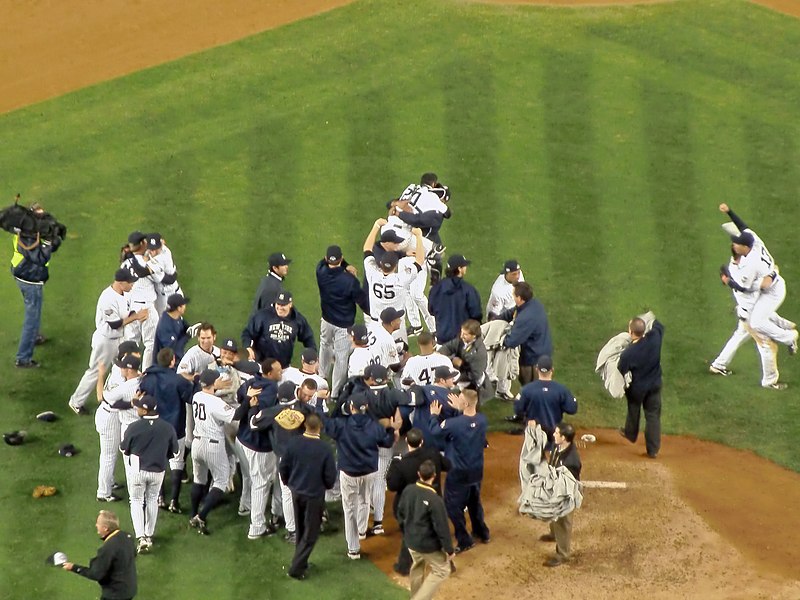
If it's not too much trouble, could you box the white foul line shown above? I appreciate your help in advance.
[582,481,628,489]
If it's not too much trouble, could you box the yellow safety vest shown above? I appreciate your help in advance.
[11,234,50,269]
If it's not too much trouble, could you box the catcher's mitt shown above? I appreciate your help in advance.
[274,408,305,431]
[32,485,57,498]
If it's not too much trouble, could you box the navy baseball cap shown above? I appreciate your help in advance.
[434,366,459,381]
[447,254,471,269]
[166,294,189,311]
[325,245,343,264]
[503,259,521,273]
[132,394,158,414]
[301,348,318,363]
[118,354,141,371]
[380,230,404,244]
[536,355,553,372]
[114,267,137,283]
[349,324,369,344]
[117,341,139,357]
[277,381,297,402]
[351,393,370,411]
[233,359,261,376]
[364,364,389,385]
[146,234,162,250]
[275,291,293,306]
[379,252,400,271]
[221,338,239,352]
[127,231,146,245]
[731,231,755,248]
[199,369,220,387]
[268,252,292,268]
[380,306,405,323]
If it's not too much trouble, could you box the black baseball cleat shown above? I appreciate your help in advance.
[112,482,125,491]
[496,391,515,402]
[287,571,306,581]
[543,556,565,568]
[393,564,410,576]
[539,533,555,542]
[407,326,423,337]
[454,542,475,554]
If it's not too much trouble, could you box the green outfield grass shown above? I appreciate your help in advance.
[1,0,799,597]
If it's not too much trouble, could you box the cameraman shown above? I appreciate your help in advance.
[11,202,61,368]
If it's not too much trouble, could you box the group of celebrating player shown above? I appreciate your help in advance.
[63,172,537,588]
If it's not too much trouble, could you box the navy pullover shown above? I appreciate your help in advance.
[279,433,337,498]
[428,412,488,484]
[324,413,394,477]
[139,365,194,438]
[428,277,482,344]
[501,298,553,366]
[120,416,179,472]
[153,311,190,365]
[242,305,316,367]
[316,259,368,328]
[234,377,278,452]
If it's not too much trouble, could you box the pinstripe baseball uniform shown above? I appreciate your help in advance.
[191,390,235,490]
[103,376,141,441]
[120,414,179,542]
[363,254,418,325]
[95,399,121,499]
[121,254,163,371]
[69,285,129,410]
[178,344,220,448]
[401,353,453,389]
[150,243,182,316]
[368,325,400,370]
[348,346,380,378]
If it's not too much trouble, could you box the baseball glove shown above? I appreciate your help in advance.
[32,485,57,498]
[274,408,305,431]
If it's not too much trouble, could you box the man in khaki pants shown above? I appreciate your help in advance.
[397,460,455,599]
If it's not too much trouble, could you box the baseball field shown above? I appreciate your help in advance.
[1,0,800,598]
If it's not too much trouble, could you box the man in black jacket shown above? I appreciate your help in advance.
[617,317,664,458]
[541,422,582,567]
[62,510,137,599]
[397,460,455,599]
[251,252,291,316]
[386,428,451,576]
[279,413,337,580]
[242,291,316,368]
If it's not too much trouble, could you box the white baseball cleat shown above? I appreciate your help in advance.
[790,330,799,356]
[764,382,788,390]
[709,364,732,376]
[347,551,361,560]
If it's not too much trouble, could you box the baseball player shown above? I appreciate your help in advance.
[282,348,330,406]
[104,341,141,391]
[711,248,792,389]
[316,245,369,400]
[401,332,453,389]
[68,268,146,415]
[145,234,181,316]
[120,394,179,554]
[486,260,525,320]
[138,348,194,513]
[101,354,143,443]
[369,307,405,376]
[120,231,164,371]
[93,359,127,503]
[233,358,282,539]
[153,293,198,367]
[188,369,236,535]
[214,338,245,493]
[719,203,799,353]
[348,324,380,378]
[177,323,221,451]
[428,389,490,553]
[363,220,425,338]
[251,252,291,316]
[323,395,398,559]
[242,291,316,368]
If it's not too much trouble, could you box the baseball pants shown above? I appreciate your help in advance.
[95,404,121,498]
[319,319,352,399]
[168,437,186,472]
[712,319,779,387]
[371,446,393,523]
[230,438,252,514]
[404,266,436,332]
[124,301,158,370]
[154,284,182,316]
[623,387,661,457]
[340,471,371,553]
[749,278,795,345]
[192,438,230,491]
[289,493,325,577]
[126,468,165,539]
[240,442,276,537]
[444,477,490,548]
[279,473,296,533]
[70,333,120,409]
[409,549,451,600]
[550,511,574,560]
[118,412,138,444]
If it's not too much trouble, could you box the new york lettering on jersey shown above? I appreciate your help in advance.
[268,322,295,343]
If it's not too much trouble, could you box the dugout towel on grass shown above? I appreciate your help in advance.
[517,423,582,521]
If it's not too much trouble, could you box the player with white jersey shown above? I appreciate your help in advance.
[719,204,798,353]
[486,260,526,320]
[401,332,453,389]
[146,234,182,315]
[99,353,143,462]
[369,308,405,375]
[711,249,794,389]
[178,323,221,450]
[121,231,164,370]
[188,369,236,535]
[69,269,147,415]
[348,324,380,378]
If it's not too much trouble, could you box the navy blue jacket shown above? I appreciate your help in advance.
[279,433,337,498]
[153,312,190,366]
[242,305,316,367]
[514,380,577,434]
[316,259,368,328]
[324,413,394,477]
[428,277,482,344]
[250,400,322,458]
[410,384,459,445]
[428,412,487,484]
[618,320,664,399]
[501,299,552,366]
[234,377,278,452]
[11,233,60,284]
[139,365,194,438]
